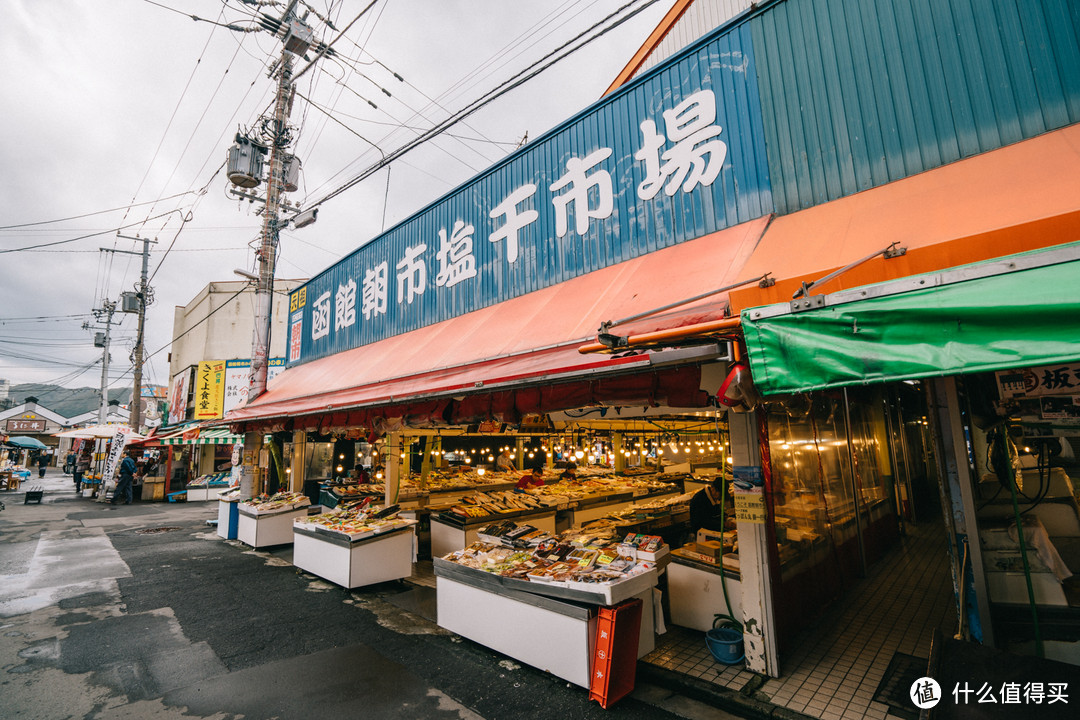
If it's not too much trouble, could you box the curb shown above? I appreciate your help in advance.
[638,663,819,720]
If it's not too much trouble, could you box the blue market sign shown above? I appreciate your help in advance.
[288,23,771,366]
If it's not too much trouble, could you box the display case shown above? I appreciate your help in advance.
[236,493,312,548]
[765,389,896,582]
[434,559,656,687]
[293,524,416,589]
[430,509,557,558]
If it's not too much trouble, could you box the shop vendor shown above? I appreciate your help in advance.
[516,466,544,489]
[689,477,728,534]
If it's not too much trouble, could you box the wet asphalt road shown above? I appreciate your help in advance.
[0,471,736,720]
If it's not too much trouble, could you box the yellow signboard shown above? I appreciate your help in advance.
[734,490,766,524]
[193,360,227,420]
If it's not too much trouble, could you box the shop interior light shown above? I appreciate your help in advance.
[376,472,383,479]
[336,465,344,472]
[477,467,486,476]
[575,450,585,459]
[464,457,471,464]
[487,455,494,462]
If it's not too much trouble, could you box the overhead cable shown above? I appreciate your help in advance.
[305,0,663,212]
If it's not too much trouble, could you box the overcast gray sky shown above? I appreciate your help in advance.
[0,0,675,397]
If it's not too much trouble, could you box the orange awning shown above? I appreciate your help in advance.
[729,125,1080,312]
[226,216,770,425]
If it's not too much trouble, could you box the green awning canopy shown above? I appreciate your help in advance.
[741,243,1080,396]
[160,427,243,446]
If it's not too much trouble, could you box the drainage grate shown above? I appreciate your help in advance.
[873,652,928,720]
[135,526,182,535]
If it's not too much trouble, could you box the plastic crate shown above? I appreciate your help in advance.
[588,597,643,709]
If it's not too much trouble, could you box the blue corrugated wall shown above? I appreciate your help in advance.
[751,0,1080,213]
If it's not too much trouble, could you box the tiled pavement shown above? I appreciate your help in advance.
[640,521,956,720]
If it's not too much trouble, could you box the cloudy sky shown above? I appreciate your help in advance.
[0,0,676,397]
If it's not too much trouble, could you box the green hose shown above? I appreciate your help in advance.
[713,478,743,632]
[1000,423,1043,657]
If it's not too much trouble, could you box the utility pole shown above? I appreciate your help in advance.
[114,234,156,430]
[230,0,313,498]
[249,46,293,401]
[105,237,157,431]
[88,301,118,423]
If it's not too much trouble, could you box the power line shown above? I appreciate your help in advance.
[0,209,190,255]
[0,191,201,231]
[305,0,664,212]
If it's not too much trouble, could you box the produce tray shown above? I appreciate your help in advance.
[433,557,657,607]
[238,502,311,519]
[293,523,414,549]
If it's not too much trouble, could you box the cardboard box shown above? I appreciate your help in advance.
[678,541,722,564]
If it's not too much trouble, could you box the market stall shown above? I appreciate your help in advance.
[292,503,418,588]
[236,491,311,548]
[184,471,234,501]
[434,521,664,687]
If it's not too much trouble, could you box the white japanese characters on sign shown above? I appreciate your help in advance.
[636,89,727,200]
[311,291,331,341]
[298,86,738,356]
[435,220,478,288]
[489,184,538,263]
[334,279,357,331]
[549,147,614,238]
[396,244,428,305]
[362,262,389,319]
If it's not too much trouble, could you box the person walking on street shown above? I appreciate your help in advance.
[36,452,49,479]
[74,452,90,492]
[112,449,139,505]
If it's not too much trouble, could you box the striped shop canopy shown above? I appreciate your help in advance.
[160,427,243,446]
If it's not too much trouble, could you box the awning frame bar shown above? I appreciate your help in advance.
[597,273,773,349]
[749,241,1080,322]
[791,242,907,306]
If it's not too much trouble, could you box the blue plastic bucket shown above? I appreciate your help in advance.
[705,627,745,665]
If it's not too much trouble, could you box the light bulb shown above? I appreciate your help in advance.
[477,467,486,475]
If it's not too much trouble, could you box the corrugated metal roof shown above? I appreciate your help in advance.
[751,0,1080,214]
[636,0,754,77]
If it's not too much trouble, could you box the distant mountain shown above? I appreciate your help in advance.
[8,384,131,418]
